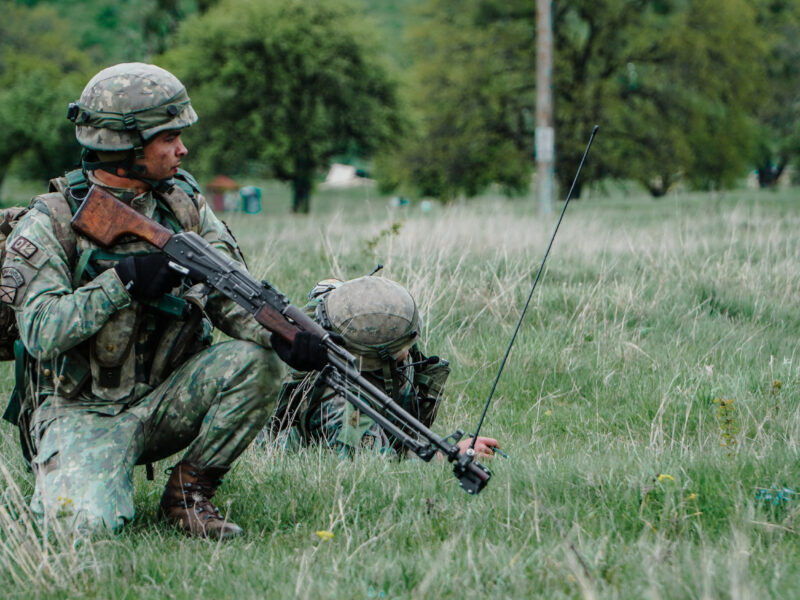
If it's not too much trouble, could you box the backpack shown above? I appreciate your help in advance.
[0,195,78,466]
[0,207,29,360]
[0,197,77,360]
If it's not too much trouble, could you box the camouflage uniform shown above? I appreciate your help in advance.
[3,174,282,532]
[2,64,283,533]
[265,277,449,457]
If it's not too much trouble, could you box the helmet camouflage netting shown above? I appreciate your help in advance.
[68,62,198,151]
[322,276,420,372]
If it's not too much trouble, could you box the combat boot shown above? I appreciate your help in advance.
[158,461,244,539]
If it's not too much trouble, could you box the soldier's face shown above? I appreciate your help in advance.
[136,130,188,180]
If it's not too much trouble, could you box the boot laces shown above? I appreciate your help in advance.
[182,473,224,519]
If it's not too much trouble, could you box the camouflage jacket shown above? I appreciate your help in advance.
[2,171,271,419]
[268,293,450,456]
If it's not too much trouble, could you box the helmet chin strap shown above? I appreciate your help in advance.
[80,149,174,193]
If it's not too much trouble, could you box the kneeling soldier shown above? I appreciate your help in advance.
[1,63,326,538]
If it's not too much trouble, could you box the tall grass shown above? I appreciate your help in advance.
[1,184,800,597]
[0,461,103,595]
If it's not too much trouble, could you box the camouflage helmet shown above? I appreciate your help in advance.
[67,62,198,151]
[321,276,420,371]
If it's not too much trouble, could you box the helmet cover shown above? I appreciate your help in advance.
[323,276,420,371]
[69,62,198,151]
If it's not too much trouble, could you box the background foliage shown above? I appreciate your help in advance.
[398,0,771,199]
[3,0,800,206]
[159,0,404,213]
[0,2,92,189]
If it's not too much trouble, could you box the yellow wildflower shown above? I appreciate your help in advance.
[657,473,674,482]
[316,530,334,541]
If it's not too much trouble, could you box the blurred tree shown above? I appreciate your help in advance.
[399,0,767,200]
[160,0,404,213]
[142,0,197,56]
[595,0,765,195]
[750,0,800,187]
[15,0,206,62]
[390,0,535,201]
[16,0,150,63]
[0,1,93,196]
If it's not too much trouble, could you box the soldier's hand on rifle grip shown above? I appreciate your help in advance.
[114,252,183,302]
[270,330,330,371]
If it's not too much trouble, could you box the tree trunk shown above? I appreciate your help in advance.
[291,158,313,214]
[291,177,312,213]
[757,161,785,188]
[645,172,674,198]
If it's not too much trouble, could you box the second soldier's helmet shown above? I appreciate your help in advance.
[67,62,198,151]
[321,276,420,371]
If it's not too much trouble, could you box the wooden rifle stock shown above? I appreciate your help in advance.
[282,305,329,339]
[71,185,173,249]
[253,304,328,344]
[72,184,301,343]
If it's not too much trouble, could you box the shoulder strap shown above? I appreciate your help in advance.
[30,192,78,267]
[159,181,200,233]
[49,170,89,200]
[174,168,201,196]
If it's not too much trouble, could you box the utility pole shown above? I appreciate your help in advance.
[535,0,554,215]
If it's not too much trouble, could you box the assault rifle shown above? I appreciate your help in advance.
[71,185,491,494]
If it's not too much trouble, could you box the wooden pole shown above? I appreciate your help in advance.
[536,0,554,215]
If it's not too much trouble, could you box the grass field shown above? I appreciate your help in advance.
[1,181,800,598]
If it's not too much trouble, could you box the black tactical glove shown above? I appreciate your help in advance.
[270,330,330,371]
[114,253,183,302]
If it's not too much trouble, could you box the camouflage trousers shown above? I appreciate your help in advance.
[29,340,282,532]
[272,395,393,457]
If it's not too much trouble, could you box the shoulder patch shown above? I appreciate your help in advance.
[9,236,38,260]
[0,267,24,304]
[0,286,14,305]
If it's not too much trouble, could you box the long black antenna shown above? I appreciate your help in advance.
[469,126,599,449]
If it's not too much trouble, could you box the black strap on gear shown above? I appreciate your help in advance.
[381,362,402,403]
[80,149,175,194]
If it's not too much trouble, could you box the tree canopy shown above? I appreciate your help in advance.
[397,0,771,200]
[3,0,800,206]
[750,0,800,187]
[0,1,93,193]
[386,0,535,201]
[593,0,765,195]
[160,0,405,212]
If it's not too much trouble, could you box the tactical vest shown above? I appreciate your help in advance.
[3,169,211,463]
